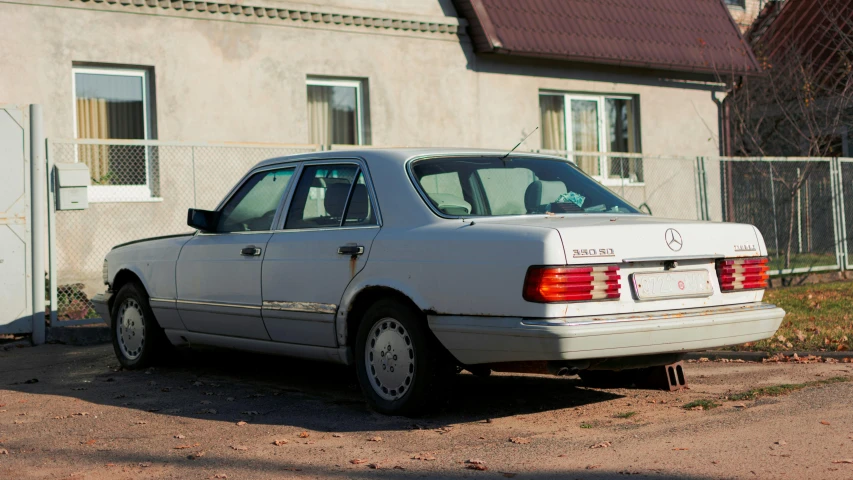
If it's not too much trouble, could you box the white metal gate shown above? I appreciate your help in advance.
[0,106,32,335]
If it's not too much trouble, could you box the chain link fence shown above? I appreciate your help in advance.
[48,140,319,323]
[46,140,853,322]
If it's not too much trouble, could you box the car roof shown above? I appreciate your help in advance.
[252,148,565,170]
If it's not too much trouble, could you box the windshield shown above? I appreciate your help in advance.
[411,156,640,217]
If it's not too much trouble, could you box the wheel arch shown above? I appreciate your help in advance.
[109,268,149,314]
[337,281,430,349]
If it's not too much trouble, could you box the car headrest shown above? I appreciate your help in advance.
[324,183,351,218]
[524,180,567,213]
[427,193,471,216]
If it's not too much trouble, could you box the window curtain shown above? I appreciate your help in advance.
[76,97,145,185]
[307,85,357,146]
[539,95,566,150]
[607,99,642,182]
[571,100,600,176]
[307,85,331,146]
[76,98,110,183]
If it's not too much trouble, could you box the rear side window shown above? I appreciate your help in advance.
[285,164,377,229]
[411,156,639,216]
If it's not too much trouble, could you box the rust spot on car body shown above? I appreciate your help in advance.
[350,255,357,278]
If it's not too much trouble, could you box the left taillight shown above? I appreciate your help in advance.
[523,265,621,303]
[715,257,769,291]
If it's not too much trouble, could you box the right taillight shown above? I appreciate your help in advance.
[715,257,770,291]
[523,265,621,303]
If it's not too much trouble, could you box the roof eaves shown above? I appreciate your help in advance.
[468,0,503,51]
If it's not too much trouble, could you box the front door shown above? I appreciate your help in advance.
[262,162,380,346]
[176,166,295,339]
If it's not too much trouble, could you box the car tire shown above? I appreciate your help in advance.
[110,282,169,370]
[355,298,441,416]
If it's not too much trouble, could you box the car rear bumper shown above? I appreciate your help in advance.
[428,303,785,365]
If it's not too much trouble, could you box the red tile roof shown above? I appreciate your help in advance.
[453,0,760,75]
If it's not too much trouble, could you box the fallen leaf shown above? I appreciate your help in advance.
[332,433,343,438]
[135,421,147,425]
[733,404,747,409]
[821,421,831,425]
[71,412,89,417]
[832,459,853,464]
[350,459,369,465]
[174,444,200,449]
[586,465,601,470]
[210,475,228,479]
[590,441,612,449]
[838,344,849,352]
[367,463,381,469]
[466,459,486,465]
[298,431,310,438]
[777,335,786,343]
[509,437,531,444]
[188,451,205,459]
[236,421,248,426]
[174,434,186,439]
[139,462,151,468]
[0,448,8,455]
[775,440,787,446]
[394,466,406,470]
[82,439,96,445]
[368,436,382,442]
[411,453,436,461]
[230,445,248,451]
[466,464,488,471]
[673,448,689,451]
[272,439,288,446]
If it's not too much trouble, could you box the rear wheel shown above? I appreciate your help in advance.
[110,282,169,369]
[355,299,440,416]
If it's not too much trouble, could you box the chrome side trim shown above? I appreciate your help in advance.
[149,297,175,304]
[263,300,338,314]
[175,299,261,310]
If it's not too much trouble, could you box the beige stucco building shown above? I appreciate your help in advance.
[0,0,759,303]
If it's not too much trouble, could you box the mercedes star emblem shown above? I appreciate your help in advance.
[665,228,683,251]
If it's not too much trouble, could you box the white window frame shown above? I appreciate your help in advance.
[541,92,642,186]
[306,77,365,146]
[72,66,155,203]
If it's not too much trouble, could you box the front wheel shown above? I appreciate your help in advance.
[354,299,441,416]
[110,282,168,369]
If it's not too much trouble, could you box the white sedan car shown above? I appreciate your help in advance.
[94,149,785,415]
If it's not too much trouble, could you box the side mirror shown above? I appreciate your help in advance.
[187,208,220,232]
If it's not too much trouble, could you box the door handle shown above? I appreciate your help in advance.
[240,246,262,256]
[338,245,365,256]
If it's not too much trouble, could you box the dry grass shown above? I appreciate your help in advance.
[733,280,853,352]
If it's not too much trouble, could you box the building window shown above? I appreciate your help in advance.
[306,78,367,146]
[724,0,746,8]
[539,93,642,184]
[73,66,155,201]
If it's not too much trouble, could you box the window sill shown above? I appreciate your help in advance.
[88,197,164,204]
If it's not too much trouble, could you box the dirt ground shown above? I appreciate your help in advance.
[2,344,853,480]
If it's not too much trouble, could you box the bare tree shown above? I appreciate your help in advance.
[722,0,853,271]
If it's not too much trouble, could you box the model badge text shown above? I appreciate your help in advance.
[733,244,757,252]
[573,248,615,258]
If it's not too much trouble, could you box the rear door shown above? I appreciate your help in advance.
[176,166,296,339]
[261,161,380,346]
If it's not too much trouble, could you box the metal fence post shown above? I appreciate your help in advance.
[830,158,847,271]
[46,139,58,326]
[30,105,45,345]
[768,161,780,258]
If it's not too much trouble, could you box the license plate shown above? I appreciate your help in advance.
[631,270,713,300]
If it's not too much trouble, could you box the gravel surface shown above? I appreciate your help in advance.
[2,344,853,479]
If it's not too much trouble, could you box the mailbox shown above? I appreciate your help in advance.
[55,163,90,210]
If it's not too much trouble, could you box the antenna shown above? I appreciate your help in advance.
[502,126,539,159]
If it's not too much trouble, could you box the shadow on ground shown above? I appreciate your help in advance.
[2,344,623,432]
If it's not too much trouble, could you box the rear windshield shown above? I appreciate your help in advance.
[411,156,640,217]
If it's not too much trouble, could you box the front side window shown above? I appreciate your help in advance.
[306,78,367,146]
[285,164,377,229]
[217,168,294,233]
[73,66,155,201]
[540,93,642,183]
[412,156,640,217]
